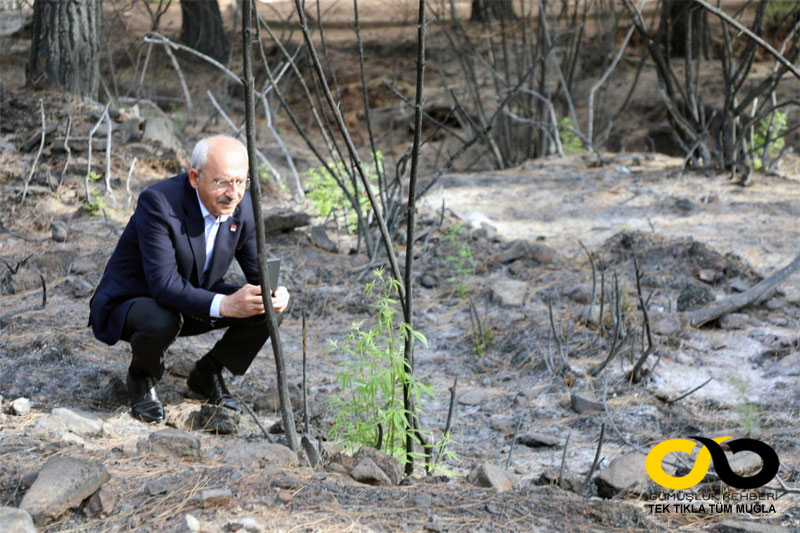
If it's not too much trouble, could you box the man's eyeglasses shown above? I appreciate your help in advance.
[211,178,250,190]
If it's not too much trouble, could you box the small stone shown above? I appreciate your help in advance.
[84,485,117,517]
[144,429,202,458]
[489,415,514,433]
[764,297,786,310]
[196,404,240,435]
[276,489,293,504]
[516,433,561,448]
[222,442,298,467]
[594,453,649,498]
[719,313,749,330]
[350,458,392,485]
[272,473,302,490]
[651,313,682,336]
[677,282,715,312]
[0,506,36,533]
[354,447,402,485]
[466,462,516,492]
[263,209,311,235]
[491,279,529,307]
[697,269,719,283]
[200,488,233,509]
[142,116,183,154]
[176,513,200,532]
[21,456,110,524]
[769,352,800,377]
[226,517,264,532]
[254,384,302,413]
[70,257,95,275]
[458,387,508,406]
[51,407,103,437]
[50,221,68,242]
[536,468,582,493]
[10,397,30,416]
[729,277,750,293]
[714,519,786,533]
[419,273,438,288]
[309,226,338,253]
[571,392,603,414]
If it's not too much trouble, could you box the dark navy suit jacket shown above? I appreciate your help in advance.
[89,173,260,345]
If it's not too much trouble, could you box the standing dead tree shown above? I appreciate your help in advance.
[622,0,800,178]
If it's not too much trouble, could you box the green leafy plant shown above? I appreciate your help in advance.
[443,225,476,298]
[88,170,103,182]
[328,268,433,462]
[558,117,583,155]
[306,152,381,232]
[85,189,106,216]
[729,376,761,438]
[471,326,493,358]
[748,110,787,170]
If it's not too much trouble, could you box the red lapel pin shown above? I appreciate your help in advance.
[230,224,237,232]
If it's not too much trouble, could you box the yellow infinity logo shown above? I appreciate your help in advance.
[646,436,780,490]
[646,436,732,490]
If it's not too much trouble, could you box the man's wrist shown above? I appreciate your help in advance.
[210,294,225,318]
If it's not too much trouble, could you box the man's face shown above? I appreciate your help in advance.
[188,141,249,218]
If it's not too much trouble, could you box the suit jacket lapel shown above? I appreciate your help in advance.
[204,207,240,289]
[183,180,206,285]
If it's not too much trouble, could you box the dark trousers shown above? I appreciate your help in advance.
[121,297,280,381]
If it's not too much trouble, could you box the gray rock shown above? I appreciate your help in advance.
[419,273,438,288]
[70,256,95,275]
[595,453,649,498]
[697,269,720,283]
[714,519,786,533]
[354,447,402,485]
[491,279,528,307]
[536,468,582,493]
[199,488,233,509]
[729,278,750,293]
[10,397,30,416]
[21,456,110,524]
[727,451,762,476]
[458,387,507,406]
[176,513,200,532]
[309,226,338,253]
[254,384,302,413]
[651,312,683,336]
[68,276,94,298]
[226,517,264,532]
[222,442,298,467]
[196,404,240,434]
[350,458,392,485]
[466,462,516,492]
[719,313,749,330]
[28,416,86,446]
[119,118,142,144]
[50,221,68,242]
[144,429,202,458]
[677,282,715,312]
[50,407,103,437]
[263,209,311,235]
[142,116,183,154]
[0,506,36,533]
[768,352,800,377]
[489,415,514,433]
[516,433,561,448]
[571,392,603,414]
[84,485,117,517]
[764,297,785,310]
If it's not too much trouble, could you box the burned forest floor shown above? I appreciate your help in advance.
[2,1,800,529]
[0,86,799,532]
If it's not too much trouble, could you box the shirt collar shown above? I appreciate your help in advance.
[196,190,230,223]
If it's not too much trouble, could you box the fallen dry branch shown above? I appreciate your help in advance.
[0,274,47,328]
[688,251,800,327]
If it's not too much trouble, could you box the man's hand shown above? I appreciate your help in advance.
[220,284,290,318]
[272,285,290,314]
[220,284,264,318]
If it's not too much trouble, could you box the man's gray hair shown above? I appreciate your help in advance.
[191,136,247,171]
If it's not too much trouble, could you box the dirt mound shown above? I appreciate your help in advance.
[598,230,761,287]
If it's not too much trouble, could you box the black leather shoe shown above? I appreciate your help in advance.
[187,365,242,413]
[126,372,165,423]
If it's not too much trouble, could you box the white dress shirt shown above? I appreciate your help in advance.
[196,191,228,318]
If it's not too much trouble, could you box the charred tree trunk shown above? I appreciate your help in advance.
[180,0,230,63]
[470,0,516,22]
[661,0,709,59]
[26,0,101,98]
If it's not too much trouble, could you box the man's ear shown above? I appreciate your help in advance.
[188,169,200,189]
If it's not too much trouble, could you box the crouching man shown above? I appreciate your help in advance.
[89,135,288,422]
